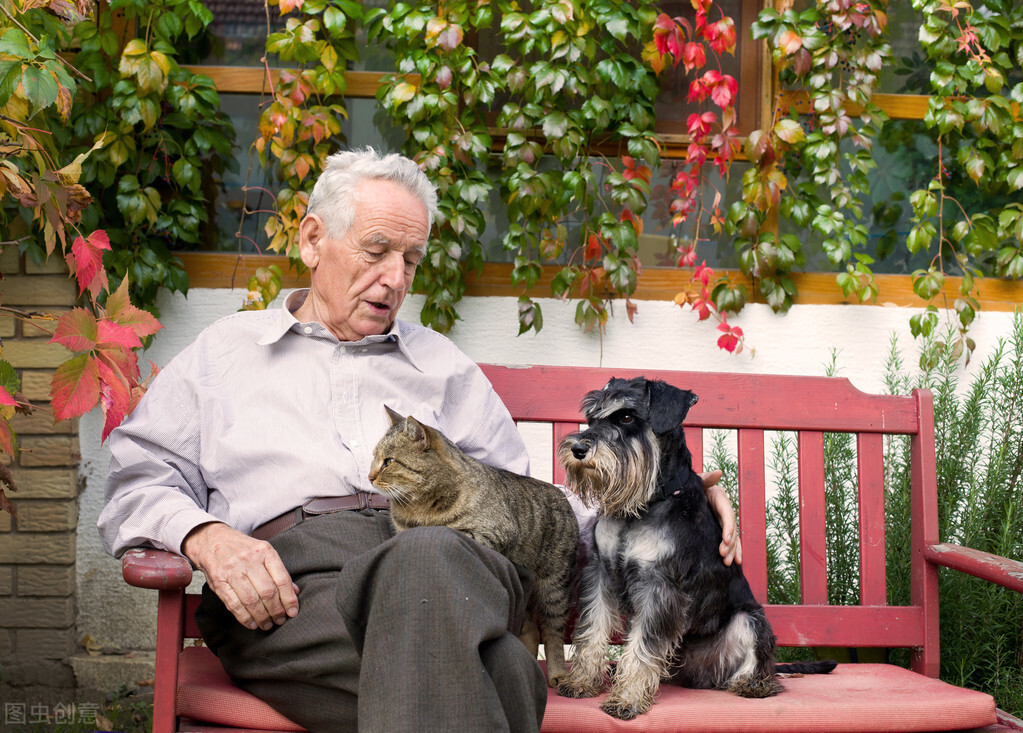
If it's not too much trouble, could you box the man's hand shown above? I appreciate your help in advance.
[182,522,300,630]
[701,470,743,566]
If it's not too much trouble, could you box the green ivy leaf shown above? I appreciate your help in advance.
[19,65,59,113]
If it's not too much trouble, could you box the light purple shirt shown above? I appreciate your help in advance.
[98,289,530,558]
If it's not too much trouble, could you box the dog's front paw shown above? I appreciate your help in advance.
[600,696,650,720]
[556,679,602,699]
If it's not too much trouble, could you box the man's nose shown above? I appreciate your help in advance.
[379,252,408,289]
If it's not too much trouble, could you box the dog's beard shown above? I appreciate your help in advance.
[560,432,660,518]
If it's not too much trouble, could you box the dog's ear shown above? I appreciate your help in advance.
[646,381,699,434]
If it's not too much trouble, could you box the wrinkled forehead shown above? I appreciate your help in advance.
[580,378,647,420]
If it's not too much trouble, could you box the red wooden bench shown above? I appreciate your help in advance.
[122,364,1023,732]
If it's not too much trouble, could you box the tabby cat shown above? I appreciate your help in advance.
[368,406,579,688]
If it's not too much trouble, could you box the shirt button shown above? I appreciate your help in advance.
[338,346,347,355]
[303,326,313,334]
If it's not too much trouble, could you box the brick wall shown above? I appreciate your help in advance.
[0,246,81,709]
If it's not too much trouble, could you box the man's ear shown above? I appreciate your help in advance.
[297,214,325,270]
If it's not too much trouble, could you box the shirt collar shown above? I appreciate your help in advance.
[257,288,422,371]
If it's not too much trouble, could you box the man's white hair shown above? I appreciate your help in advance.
[306,147,439,239]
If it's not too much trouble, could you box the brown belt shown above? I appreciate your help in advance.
[251,493,391,542]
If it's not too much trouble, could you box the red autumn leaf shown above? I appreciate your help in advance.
[682,42,706,72]
[687,111,716,139]
[704,18,736,55]
[652,13,675,57]
[66,230,111,297]
[96,358,132,443]
[716,320,744,353]
[694,262,715,286]
[105,277,163,341]
[622,156,652,184]
[620,209,644,235]
[717,331,740,352]
[625,299,639,324]
[97,319,144,350]
[50,353,101,422]
[710,75,738,109]
[50,308,99,352]
[691,292,713,321]
[688,77,709,103]
[96,347,140,387]
[0,420,16,459]
[778,29,803,55]
[0,389,16,409]
[685,141,708,168]
[585,234,602,260]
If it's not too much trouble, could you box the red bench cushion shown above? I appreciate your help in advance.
[178,646,997,732]
[540,663,997,732]
[177,646,306,731]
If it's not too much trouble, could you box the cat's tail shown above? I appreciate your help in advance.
[775,660,838,675]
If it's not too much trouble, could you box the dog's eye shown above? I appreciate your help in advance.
[618,413,635,425]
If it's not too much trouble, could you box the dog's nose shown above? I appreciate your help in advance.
[571,442,591,460]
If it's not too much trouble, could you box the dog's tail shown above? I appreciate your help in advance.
[775,659,838,675]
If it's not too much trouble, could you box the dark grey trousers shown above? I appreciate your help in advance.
[194,509,547,733]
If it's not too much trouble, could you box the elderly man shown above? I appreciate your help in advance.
[99,147,740,733]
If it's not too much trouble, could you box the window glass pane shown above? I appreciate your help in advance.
[654,0,757,134]
[776,118,1017,277]
[197,94,409,253]
[352,0,395,72]
[188,0,394,69]
[877,3,927,94]
[640,161,746,269]
[207,93,272,253]
[188,0,283,66]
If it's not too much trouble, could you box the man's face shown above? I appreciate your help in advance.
[298,178,429,341]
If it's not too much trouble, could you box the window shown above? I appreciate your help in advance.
[174,0,1021,309]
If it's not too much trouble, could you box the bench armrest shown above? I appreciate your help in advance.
[122,547,193,590]
[924,542,1023,593]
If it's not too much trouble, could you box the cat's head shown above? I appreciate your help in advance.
[368,406,449,498]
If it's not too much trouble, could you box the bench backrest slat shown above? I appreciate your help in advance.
[737,427,768,601]
[858,432,888,606]
[798,430,829,605]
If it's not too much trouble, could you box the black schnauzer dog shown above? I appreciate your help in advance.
[557,376,835,720]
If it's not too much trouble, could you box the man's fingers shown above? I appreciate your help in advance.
[700,470,723,489]
[210,579,261,630]
[262,554,300,624]
[703,477,743,567]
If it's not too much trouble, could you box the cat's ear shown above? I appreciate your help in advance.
[384,405,403,426]
[404,416,431,450]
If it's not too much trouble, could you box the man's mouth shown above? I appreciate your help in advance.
[367,300,393,314]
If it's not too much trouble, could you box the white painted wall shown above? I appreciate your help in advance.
[74,286,1018,651]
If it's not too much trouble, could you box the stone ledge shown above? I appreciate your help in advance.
[69,650,156,697]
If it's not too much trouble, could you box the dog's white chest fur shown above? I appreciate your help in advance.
[594,517,673,567]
